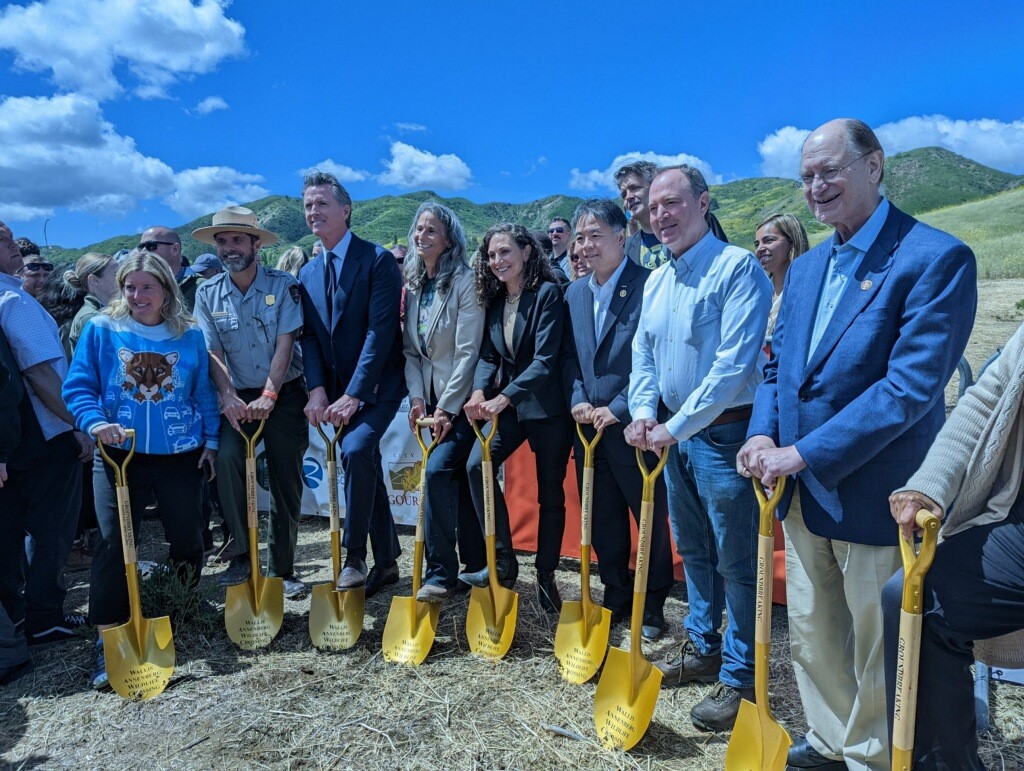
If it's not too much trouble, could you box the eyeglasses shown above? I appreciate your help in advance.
[799,151,874,188]
[20,262,54,273]
[570,253,583,262]
[139,240,175,251]
[548,227,565,235]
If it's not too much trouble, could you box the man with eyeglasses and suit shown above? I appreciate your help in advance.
[193,206,309,600]
[138,226,202,313]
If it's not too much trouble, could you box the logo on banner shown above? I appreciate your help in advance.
[387,459,421,506]
[302,456,324,490]
[256,451,269,491]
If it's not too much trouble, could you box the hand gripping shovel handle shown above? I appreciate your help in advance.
[576,424,603,605]
[750,476,787,708]
[315,422,344,582]
[892,510,940,771]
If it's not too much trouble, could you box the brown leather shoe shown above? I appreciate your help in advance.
[415,583,452,603]
[335,559,368,590]
[690,681,754,732]
[654,638,722,685]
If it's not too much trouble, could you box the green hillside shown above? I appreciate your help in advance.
[42,147,1023,265]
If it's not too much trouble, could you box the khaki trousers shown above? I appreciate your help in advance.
[783,495,901,771]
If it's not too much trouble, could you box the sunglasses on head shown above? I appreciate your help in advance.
[21,262,54,273]
[548,227,565,234]
[140,240,175,251]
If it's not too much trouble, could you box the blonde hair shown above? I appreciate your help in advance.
[63,252,115,297]
[107,251,192,338]
[755,213,810,259]
[275,246,309,277]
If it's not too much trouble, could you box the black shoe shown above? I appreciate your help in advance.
[0,659,34,687]
[280,573,308,599]
[216,555,251,587]
[641,610,666,641]
[786,738,846,769]
[457,564,516,589]
[690,681,754,732]
[365,562,399,598]
[27,613,88,646]
[536,571,561,614]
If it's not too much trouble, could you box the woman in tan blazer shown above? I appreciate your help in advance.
[403,202,486,601]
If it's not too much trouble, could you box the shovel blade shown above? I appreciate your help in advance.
[594,645,662,750]
[725,697,792,771]
[225,573,284,649]
[554,600,611,684]
[466,584,518,658]
[381,596,440,665]
[309,583,364,650]
[103,616,175,701]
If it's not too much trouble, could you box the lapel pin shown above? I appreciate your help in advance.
[265,294,276,306]
[860,280,872,291]
[619,289,627,297]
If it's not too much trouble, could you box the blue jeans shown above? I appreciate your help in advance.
[664,418,758,689]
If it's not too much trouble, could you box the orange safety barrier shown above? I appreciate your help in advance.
[504,444,789,604]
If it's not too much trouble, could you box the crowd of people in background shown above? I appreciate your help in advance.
[1,116,1017,770]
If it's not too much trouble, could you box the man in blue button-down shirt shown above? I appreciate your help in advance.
[626,165,772,732]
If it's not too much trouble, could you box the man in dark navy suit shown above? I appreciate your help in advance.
[298,170,405,595]
[564,199,674,640]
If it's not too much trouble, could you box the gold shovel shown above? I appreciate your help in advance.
[309,422,365,650]
[97,431,175,701]
[726,475,790,771]
[224,419,284,649]
[594,446,668,750]
[466,415,518,658]
[554,423,612,684]
[382,418,441,664]
[891,509,940,771]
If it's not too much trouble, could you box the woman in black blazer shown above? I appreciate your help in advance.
[463,223,572,613]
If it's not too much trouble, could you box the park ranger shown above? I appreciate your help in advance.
[193,206,309,599]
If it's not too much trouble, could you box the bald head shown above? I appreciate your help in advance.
[140,225,183,275]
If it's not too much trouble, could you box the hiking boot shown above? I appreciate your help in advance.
[216,555,251,587]
[654,638,722,684]
[27,614,88,647]
[281,573,307,599]
[690,681,754,732]
[416,583,452,603]
[90,640,110,691]
[537,571,562,614]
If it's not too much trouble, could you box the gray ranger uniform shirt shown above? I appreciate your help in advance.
[195,266,304,390]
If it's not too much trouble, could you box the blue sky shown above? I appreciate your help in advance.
[1,0,1022,247]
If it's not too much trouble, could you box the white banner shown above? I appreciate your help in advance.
[253,397,422,526]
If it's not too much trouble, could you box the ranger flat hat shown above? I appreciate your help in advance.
[191,205,278,245]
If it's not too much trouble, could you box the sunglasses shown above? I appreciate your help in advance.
[140,240,175,251]
[548,227,566,235]
[21,262,54,273]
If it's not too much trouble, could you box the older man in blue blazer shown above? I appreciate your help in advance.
[298,170,405,596]
[564,199,675,640]
[739,119,977,771]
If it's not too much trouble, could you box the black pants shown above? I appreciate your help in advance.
[0,431,81,634]
[90,448,204,625]
[421,411,486,588]
[882,503,1024,770]
[467,412,572,574]
[217,378,308,576]
[572,429,675,615]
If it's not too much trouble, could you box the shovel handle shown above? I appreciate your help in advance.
[899,510,940,613]
[576,425,603,548]
[316,422,344,536]
[412,417,440,457]
[751,475,787,539]
[635,446,668,500]
[412,418,437,549]
[236,419,265,530]
[575,423,603,467]
[470,414,499,463]
[315,421,343,464]
[96,429,137,488]
[98,430,138,565]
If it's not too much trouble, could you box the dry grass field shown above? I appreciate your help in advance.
[3,281,1024,770]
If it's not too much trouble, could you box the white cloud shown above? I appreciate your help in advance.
[568,151,721,192]
[0,0,245,100]
[377,142,472,190]
[0,93,174,220]
[758,115,1024,176]
[394,122,427,133]
[194,95,228,115]
[164,166,268,219]
[304,159,371,183]
[875,115,1024,173]
[757,126,812,177]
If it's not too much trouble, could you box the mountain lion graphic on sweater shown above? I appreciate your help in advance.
[119,348,178,403]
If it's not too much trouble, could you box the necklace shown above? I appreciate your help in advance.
[507,291,522,304]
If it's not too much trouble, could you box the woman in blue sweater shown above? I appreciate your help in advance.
[63,252,219,690]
